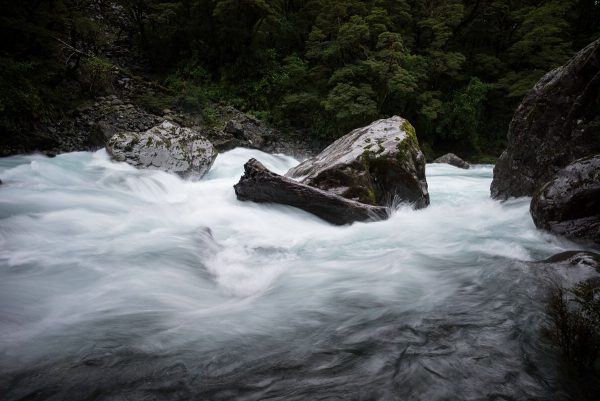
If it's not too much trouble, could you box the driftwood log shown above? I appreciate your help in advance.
[234,159,389,225]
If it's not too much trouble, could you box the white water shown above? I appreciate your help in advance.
[0,149,588,400]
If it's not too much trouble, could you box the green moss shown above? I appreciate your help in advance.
[146,137,153,146]
[402,120,417,143]
[394,120,420,158]
[366,188,377,204]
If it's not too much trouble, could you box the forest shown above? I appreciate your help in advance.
[1,0,599,159]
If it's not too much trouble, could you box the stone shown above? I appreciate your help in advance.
[286,116,429,208]
[106,120,217,179]
[491,38,600,199]
[224,120,245,138]
[234,159,389,225]
[88,122,116,149]
[433,153,470,169]
[530,155,600,244]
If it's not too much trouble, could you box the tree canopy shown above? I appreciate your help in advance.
[1,0,599,159]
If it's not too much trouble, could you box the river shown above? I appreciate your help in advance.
[0,148,591,400]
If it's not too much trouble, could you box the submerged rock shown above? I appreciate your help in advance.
[286,116,429,208]
[433,153,470,169]
[491,38,600,199]
[234,159,389,225]
[530,155,600,244]
[106,121,217,179]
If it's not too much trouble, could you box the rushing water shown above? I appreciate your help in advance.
[0,148,594,400]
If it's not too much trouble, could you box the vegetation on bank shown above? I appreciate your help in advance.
[1,1,599,159]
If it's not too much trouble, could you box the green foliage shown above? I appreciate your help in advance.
[2,0,600,157]
[437,78,491,153]
[80,56,114,95]
[0,59,47,132]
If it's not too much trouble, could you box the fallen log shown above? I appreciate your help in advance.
[234,159,389,225]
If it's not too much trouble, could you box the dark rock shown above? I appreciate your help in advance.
[106,120,217,179]
[491,38,600,199]
[533,251,600,292]
[286,116,429,208]
[530,155,600,244]
[234,159,389,225]
[533,251,600,374]
[224,120,245,138]
[433,153,470,169]
[88,122,116,149]
[541,251,600,269]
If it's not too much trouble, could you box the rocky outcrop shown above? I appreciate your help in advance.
[106,121,217,179]
[491,38,600,199]
[533,251,600,372]
[433,153,470,169]
[534,251,600,289]
[530,155,600,244]
[212,107,322,158]
[286,116,429,208]
[234,159,389,225]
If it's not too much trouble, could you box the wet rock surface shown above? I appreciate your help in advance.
[106,121,217,179]
[234,159,389,225]
[530,155,600,245]
[286,116,429,208]
[433,153,470,169]
[491,38,600,200]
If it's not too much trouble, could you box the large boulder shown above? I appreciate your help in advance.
[433,153,470,169]
[106,120,217,179]
[234,159,389,225]
[286,116,429,208]
[530,155,600,244]
[491,38,600,199]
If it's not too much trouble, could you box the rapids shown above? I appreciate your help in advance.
[0,148,592,400]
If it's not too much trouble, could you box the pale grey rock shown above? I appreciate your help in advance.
[286,116,429,208]
[106,120,217,178]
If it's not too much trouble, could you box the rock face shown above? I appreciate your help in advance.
[433,153,470,169]
[491,38,600,199]
[530,155,600,244]
[212,107,323,158]
[106,121,217,178]
[234,159,389,225]
[286,116,429,208]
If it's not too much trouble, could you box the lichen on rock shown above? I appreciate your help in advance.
[106,120,217,179]
[286,116,429,208]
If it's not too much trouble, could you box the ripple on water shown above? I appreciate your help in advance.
[0,148,594,400]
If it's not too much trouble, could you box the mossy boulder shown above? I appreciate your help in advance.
[530,155,600,244]
[106,120,217,179]
[286,116,429,208]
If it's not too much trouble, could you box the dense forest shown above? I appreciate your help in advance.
[1,0,599,159]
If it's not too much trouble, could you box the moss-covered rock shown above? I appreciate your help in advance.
[286,116,429,208]
[106,120,217,179]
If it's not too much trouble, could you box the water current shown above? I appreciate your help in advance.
[0,148,593,400]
